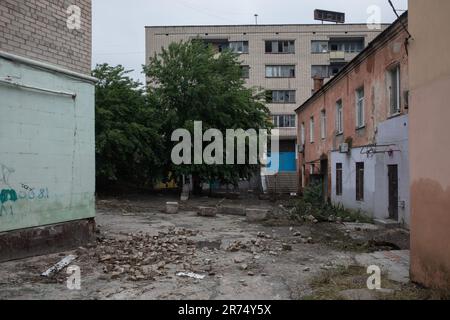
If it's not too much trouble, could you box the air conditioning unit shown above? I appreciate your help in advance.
[297,144,304,154]
[339,143,349,153]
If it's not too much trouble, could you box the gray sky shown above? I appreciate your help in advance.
[92,0,408,83]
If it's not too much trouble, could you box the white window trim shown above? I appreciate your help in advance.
[336,101,343,135]
[321,110,327,140]
[310,117,315,143]
[356,87,365,129]
[389,65,401,116]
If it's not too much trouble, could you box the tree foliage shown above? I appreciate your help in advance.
[144,40,272,187]
[93,64,164,188]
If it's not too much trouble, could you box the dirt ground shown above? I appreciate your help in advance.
[0,194,439,300]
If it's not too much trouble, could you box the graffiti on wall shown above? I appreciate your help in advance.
[0,163,50,217]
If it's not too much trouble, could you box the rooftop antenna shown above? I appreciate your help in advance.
[254,14,259,25]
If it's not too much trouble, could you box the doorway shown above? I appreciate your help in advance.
[388,165,399,221]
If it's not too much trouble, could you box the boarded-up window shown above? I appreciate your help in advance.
[356,162,364,201]
[336,163,343,196]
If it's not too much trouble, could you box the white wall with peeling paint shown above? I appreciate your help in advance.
[0,55,95,232]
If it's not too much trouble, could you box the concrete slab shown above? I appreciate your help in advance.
[355,250,410,284]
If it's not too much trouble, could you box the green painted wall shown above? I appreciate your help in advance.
[0,57,95,232]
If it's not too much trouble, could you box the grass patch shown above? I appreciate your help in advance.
[303,265,447,300]
[287,184,373,224]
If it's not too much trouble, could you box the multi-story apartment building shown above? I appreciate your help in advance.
[146,23,386,193]
[0,0,96,261]
[296,13,409,227]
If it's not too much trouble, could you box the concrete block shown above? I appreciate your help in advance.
[218,206,246,216]
[246,208,271,222]
[198,206,217,217]
[166,202,179,214]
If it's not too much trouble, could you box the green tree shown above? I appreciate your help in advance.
[93,64,164,189]
[144,40,271,192]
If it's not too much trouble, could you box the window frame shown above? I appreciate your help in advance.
[388,65,401,115]
[267,90,296,104]
[320,109,327,140]
[356,162,365,202]
[336,163,343,196]
[310,116,315,143]
[311,41,329,54]
[229,41,249,54]
[240,65,250,79]
[272,114,296,128]
[355,87,365,129]
[265,40,295,54]
[336,99,344,135]
[265,65,296,78]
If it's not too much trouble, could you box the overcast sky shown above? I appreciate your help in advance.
[92,0,408,83]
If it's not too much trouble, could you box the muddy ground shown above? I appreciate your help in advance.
[0,194,439,300]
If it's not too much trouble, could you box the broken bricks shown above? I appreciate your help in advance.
[246,208,270,222]
[165,202,179,214]
[197,206,217,217]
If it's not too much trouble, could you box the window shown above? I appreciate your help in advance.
[266,90,296,103]
[389,65,401,114]
[336,100,343,135]
[229,41,249,54]
[336,163,343,196]
[266,65,296,78]
[356,87,365,128]
[265,40,295,53]
[240,65,250,79]
[310,164,315,175]
[329,38,364,53]
[311,41,329,53]
[356,162,364,201]
[272,115,296,128]
[310,117,315,143]
[311,65,329,78]
[301,122,305,145]
[320,110,327,139]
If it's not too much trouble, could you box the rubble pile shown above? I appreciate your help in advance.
[95,227,200,281]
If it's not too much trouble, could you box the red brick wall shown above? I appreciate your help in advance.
[296,22,409,195]
[0,0,92,75]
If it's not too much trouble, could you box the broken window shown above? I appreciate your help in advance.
[240,65,250,78]
[265,40,295,53]
[356,87,365,128]
[356,162,364,201]
[272,115,296,128]
[229,41,249,54]
[389,65,401,115]
[311,41,329,53]
[336,163,343,196]
[265,65,295,78]
[311,65,329,78]
[266,90,296,103]
[329,38,364,53]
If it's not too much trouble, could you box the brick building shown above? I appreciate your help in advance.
[146,23,386,194]
[296,13,410,227]
[0,0,92,74]
[0,0,96,261]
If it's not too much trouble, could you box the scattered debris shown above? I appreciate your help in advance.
[198,206,217,217]
[41,255,77,277]
[166,202,179,214]
[176,272,206,280]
